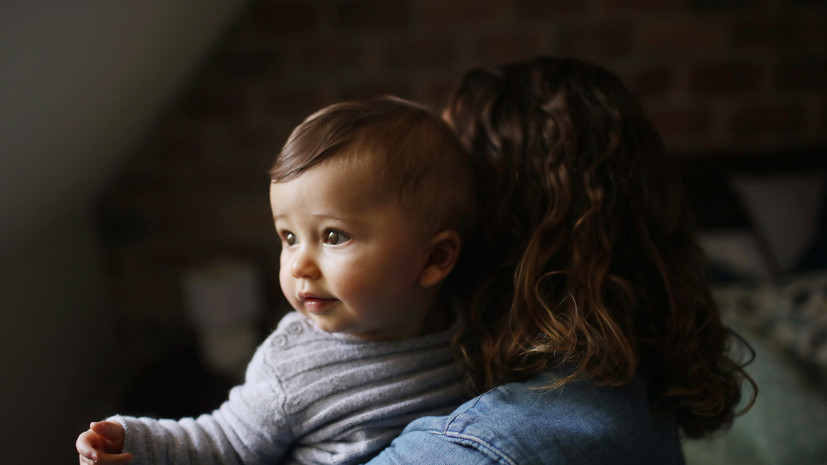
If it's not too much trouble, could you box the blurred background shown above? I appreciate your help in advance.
[1,1,826,463]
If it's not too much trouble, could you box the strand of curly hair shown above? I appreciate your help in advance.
[444,57,756,439]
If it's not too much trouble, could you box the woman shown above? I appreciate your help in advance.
[365,56,755,464]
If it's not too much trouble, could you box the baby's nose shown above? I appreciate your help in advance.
[290,246,320,279]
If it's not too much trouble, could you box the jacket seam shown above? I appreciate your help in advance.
[427,429,518,465]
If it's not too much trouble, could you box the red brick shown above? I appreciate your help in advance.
[626,66,677,98]
[688,0,768,11]
[730,104,807,134]
[515,0,588,19]
[382,37,459,69]
[292,39,364,70]
[557,22,634,58]
[637,19,728,57]
[471,32,545,64]
[216,197,274,242]
[250,3,317,33]
[733,17,810,50]
[421,0,504,26]
[787,0,827,6]
[775,58,827,92]
[228,123,283,156]
[335,0,413,31]
[338,81,415,101]
[648,107,713,137]
[97,0,827,354]
[599,0,680,13]
[195,164,272,199]
[689,62,764,94]
[263,87,333,120]
[422,76,457,107]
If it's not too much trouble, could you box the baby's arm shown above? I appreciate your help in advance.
[82,338,293,465]
[107,381,292,465]
[76,421,134,464]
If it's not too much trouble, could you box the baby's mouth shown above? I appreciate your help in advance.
[299,293,337,313]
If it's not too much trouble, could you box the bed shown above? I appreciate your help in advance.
[678,147,827,465]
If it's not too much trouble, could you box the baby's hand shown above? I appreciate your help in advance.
[76,421,134,464]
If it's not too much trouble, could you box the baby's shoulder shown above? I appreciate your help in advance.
[254,312,370,374]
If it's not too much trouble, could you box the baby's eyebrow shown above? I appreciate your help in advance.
[312,212,350,222]
[270,211,357,224]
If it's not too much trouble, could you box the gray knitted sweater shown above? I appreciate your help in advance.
[112,311,467,465]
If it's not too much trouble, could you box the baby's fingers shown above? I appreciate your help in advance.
[89,421,127,452]
[90,421,124,442]
[77,422,132,464]
[76,432,134,465]
[76,430,102,461]
[92,451,135,464]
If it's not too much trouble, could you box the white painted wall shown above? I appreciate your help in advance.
[0,1,249,462]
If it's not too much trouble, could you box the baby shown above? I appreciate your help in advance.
[76,96,474,465]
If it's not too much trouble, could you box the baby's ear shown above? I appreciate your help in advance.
[418,230,462,288]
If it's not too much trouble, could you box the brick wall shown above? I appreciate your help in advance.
[97,0,827,364]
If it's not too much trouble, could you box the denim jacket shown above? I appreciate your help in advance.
[365,370,685,465]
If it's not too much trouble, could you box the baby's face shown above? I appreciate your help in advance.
[269,160,434,340]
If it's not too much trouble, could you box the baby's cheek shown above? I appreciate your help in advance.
[278,268,293,295]
[330,271,372,302]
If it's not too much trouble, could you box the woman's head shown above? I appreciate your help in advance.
[445,56,754,438]
[444,57,676,267]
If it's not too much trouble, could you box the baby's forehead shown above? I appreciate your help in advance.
[286,154,396,202]
[326,147,397,189]
[281,142,435,222]
[270,162,428,233]
[333,141,386,170]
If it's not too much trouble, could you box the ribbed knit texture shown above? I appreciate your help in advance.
[111,311,467,465]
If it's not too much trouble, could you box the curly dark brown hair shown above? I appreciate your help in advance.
[444,56,756,438]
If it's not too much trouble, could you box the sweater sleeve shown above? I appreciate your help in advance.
[110,336,294,465]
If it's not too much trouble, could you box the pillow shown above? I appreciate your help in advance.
[699,230,774,281]
[692,169,826,283]
[730,173,825,275]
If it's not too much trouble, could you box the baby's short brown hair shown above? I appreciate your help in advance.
[270,96,474,236]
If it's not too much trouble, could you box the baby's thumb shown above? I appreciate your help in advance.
[90,421,124,443]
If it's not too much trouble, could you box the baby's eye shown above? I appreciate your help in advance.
[323,229,350,246]
[281,231,297,246]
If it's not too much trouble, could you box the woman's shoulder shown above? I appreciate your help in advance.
[459,370,660,424]
[373,370,685,465]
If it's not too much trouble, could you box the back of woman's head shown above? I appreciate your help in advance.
[444,56,755,438]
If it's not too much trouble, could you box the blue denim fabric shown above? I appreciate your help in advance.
[365,370,685,465]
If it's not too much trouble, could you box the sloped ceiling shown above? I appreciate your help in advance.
[0,0,249,256]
